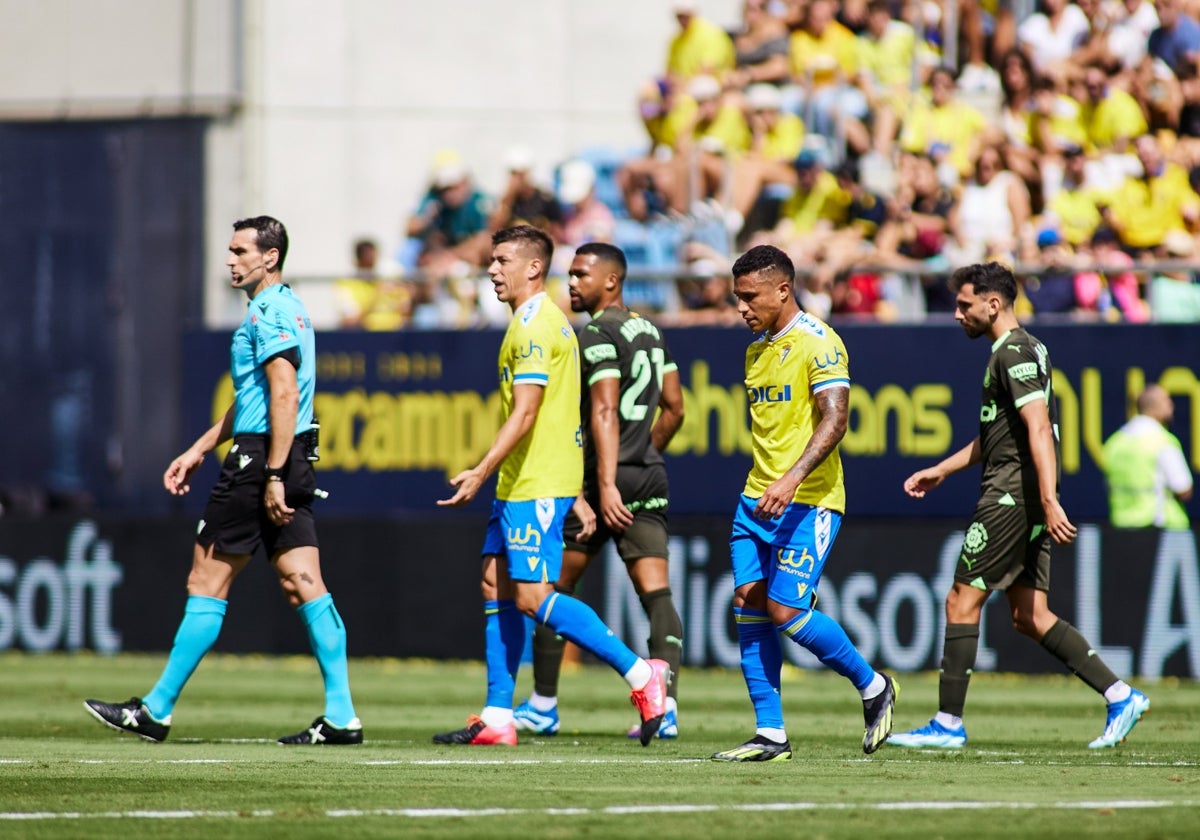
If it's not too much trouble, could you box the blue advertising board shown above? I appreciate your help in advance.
[3,515,1196,678]
[180,324,1199,519]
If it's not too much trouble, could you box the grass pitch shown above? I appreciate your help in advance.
[1,652,1197,839]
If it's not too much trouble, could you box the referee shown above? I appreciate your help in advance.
[85,216,363,745]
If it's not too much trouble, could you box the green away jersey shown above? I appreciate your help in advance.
[577,307,678,472]
[978,327,1062,506]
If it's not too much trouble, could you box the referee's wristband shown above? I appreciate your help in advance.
[265,466,286,483]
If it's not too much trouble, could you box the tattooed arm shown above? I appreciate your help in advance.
[753,386,848,519]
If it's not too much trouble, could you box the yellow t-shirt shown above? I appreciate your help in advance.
[335,277,410,331]
[778,170,849,231]
[1037,93,1089,152]
[760,112,806,163]
[667,17,736,81]
[1080,89,1148,152]
[1048,186,1106,246]
[856,20,915,89]
[495,292,583,501]
[789,21,859,87]
[742,311,848,513]
[1110,164,1200,249]
[660,97,752,154]
[898,98,987,177]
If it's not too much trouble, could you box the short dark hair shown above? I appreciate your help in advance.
[234,216,289,271]
[950,261,1017,304]
[731,244,795,285]
[575,242,627,283]
[493,224,553,272]
[353,238,377,262]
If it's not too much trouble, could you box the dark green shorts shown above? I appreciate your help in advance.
[955,496,1051,592]
[564,463,670,561]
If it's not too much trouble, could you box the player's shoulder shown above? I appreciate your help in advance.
[994,327,1048,360]
[787,310,844,350]
[253,284,307,325]
[513,293,570,330]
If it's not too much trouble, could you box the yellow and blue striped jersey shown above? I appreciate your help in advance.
[496,292,583,501]
[743,311,848,513]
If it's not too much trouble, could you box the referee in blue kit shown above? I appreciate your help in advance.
[85,216,363,745]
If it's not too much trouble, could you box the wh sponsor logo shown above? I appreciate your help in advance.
[506,524,541,548]
[814,348,845,369]
[518,341,543,360]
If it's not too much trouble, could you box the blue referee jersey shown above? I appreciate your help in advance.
[230,284,316,435]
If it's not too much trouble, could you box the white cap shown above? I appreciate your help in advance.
[745,83,782,111]
[673,1,699,13]
[504,144,535,172]
[431,150,468,188]
[687,74,721,102]
[558,159,596,205]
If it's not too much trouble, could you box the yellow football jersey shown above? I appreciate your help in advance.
[496,292,583,501]
[742,311,848,512]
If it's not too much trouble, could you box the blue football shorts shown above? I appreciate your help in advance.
[481,496,575,583]
[729,494,842,610]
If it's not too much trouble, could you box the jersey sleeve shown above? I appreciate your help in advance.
[253,300,301,366]
[998,340,1050,410]
[579,321,621,387]
[807,331,850,393]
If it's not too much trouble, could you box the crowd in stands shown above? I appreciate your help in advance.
[337,0,1200,329]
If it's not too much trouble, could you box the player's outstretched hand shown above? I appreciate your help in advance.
[438,467,483,508]
[903,467,945,499]
[164,449,204,496]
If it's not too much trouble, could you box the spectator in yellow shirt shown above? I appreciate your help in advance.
[1046,145,1110,246]
[899,67,988,181]
[769,149,851,265]
[855,1,937,159]
[666,1,736,88]
[659,75,752,156]
[727,84,806,233]
[1079,65,1148,153]
[1108,133,1200,252]
[335,239,412,331]
[786,0,868,149]
[620,75,750,219]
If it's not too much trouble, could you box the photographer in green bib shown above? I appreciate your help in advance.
[1101,385,1194,531]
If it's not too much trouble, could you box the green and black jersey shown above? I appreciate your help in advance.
[577,307,678,472]
[977,327,1061,506]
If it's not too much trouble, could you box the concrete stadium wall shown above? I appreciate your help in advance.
[0,0,741,325]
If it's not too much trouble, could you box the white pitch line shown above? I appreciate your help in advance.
[2,756,1196,769]
[3,800,1198,822]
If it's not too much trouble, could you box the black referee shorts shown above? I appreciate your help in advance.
[196,435,319,559]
